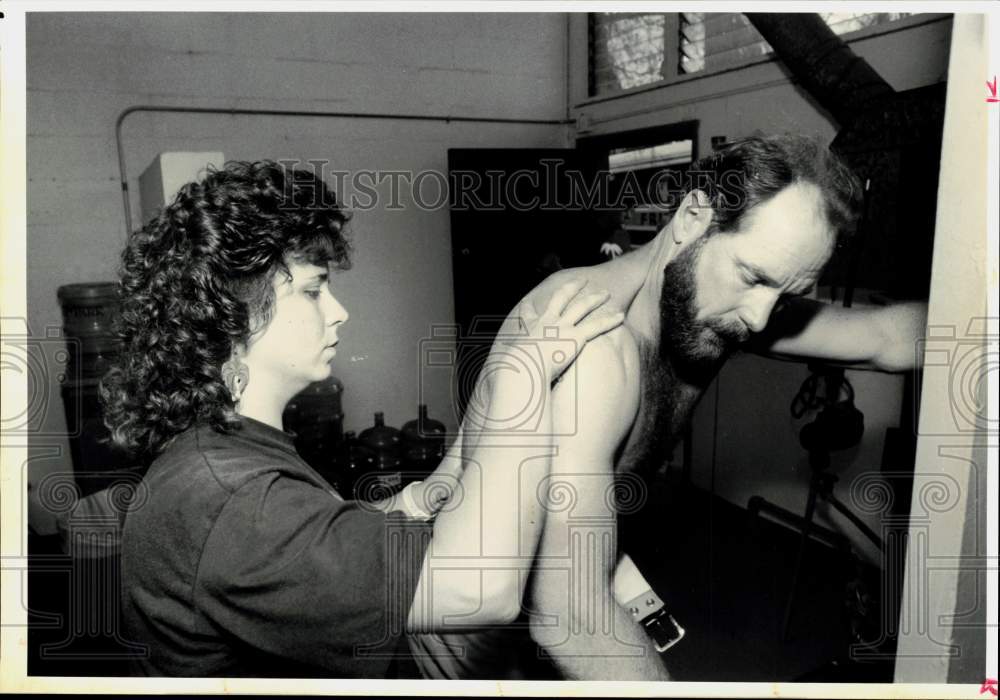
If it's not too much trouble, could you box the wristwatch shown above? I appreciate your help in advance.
[623,590,685,652]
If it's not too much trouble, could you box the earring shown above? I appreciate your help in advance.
[221,357,250,405]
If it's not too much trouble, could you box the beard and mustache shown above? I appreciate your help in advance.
[657,235,748,385]
[624,236,750,476]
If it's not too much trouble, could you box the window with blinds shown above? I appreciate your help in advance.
[589,12,914,97]
[679,12,912,75]
[678,13,770,76]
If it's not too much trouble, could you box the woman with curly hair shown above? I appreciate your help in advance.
[102,160,624,678]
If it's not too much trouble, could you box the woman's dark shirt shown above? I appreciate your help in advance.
[121,416,431,677]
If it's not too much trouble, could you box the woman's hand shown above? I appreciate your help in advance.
[511,279,625,386]
[466,280,624,435]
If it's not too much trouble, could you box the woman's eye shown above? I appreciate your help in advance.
[304,289,321,299]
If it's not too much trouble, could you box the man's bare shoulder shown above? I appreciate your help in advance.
[529,268,639,398]
[522,258,641,317]
[575,324,639,382]
[554,325,640,449]
[524,269,594,311]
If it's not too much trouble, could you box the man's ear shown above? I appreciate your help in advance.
[673,189,714,245]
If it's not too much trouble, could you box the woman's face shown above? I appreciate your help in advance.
[243,261,349,392]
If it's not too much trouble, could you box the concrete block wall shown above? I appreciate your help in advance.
[26,12,570,532]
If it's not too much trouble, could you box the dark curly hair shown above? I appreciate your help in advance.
[683,133,863,242]
[100,160,351,462]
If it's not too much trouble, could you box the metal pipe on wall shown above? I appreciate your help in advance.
[115,104,574,233]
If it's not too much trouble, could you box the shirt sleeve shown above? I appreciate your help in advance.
[195,471,432,677]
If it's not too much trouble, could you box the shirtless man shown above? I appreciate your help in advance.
[412,134,928,680]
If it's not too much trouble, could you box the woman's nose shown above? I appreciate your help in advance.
[326,294,349,326]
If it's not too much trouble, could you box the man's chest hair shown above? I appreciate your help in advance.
[614,368,705,475]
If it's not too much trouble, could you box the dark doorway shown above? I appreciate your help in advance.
[447,147,605,416]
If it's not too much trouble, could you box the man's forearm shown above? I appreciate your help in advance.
[754,298,929,372]
[527,463,670,680]
[530,560,671,680]
[530,587,670,680]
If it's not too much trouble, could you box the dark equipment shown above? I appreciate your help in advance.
[56,282,135,496]
[746,12,945,300]
[787,363,883,637]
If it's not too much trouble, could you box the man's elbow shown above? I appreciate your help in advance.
[473,573,522,626]
[873,302,928,372]
[486,592,521,627]
[526,579,584,650]
[527,605,568,651]
[873,347,921,373]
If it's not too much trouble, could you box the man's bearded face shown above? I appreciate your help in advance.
[657,183,837,384]
[658,235,748,383]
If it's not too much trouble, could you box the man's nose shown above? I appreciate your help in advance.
[742,291,779,333]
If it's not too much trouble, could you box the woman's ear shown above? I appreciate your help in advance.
[673,189,714,245]
[230,340,248,361]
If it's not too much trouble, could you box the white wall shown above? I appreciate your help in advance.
[26,12,570,532]
[567,15,953,564]
[894,13,992,682]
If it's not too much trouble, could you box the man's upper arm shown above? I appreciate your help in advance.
[531,328,669,680]
[552,326,640,463]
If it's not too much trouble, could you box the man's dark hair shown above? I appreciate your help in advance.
[683,133,863,241]
[100,160,352,462]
